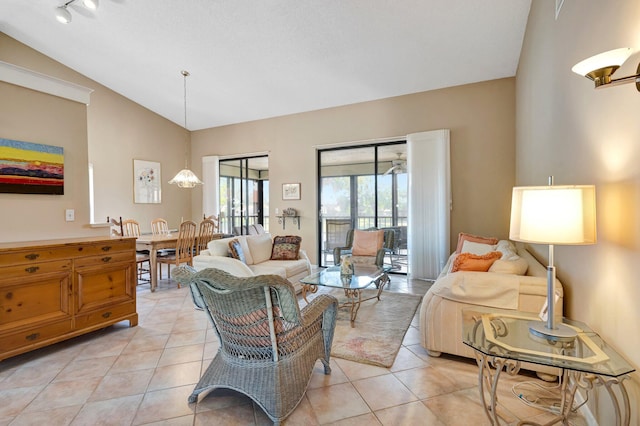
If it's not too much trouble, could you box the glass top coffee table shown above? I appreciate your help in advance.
[300,264,390,327]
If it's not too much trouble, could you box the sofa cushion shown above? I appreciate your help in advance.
[208,236,238,257]
[351,230,384,256]
[460,240,497,255]
[228,239,247,263]
[489,257,529,275]
[247,233,274,264]
[455,232,499,254]
[451,251,502,272]
[270,235,302,260]
[250,259,309,280]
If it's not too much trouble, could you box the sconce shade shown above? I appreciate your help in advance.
[509,185,597,245]
[55,6,72,24]
[168,169,204,188]
[83,0,99,10]
[572,48,636,87]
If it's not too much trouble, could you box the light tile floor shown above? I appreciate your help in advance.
[0,272,585,425]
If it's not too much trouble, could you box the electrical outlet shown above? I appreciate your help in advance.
[65,209,75,222]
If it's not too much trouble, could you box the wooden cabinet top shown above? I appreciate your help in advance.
[0,236,136,253]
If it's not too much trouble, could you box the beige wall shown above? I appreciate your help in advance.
[517,0,640,421]
[0,34,193,240]
[191,78,517,264]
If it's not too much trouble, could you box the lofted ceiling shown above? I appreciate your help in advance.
[0,0,532,131]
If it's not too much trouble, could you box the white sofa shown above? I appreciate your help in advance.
[419,241,563,376]
[193,233,311,293]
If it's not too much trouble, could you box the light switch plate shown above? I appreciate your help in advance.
[65,209,75,222]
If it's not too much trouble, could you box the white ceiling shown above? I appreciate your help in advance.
[0,0,531,131]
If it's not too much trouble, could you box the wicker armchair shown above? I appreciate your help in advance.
[172,266,338,425]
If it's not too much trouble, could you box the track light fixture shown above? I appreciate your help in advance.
[55,0,99,24]
[572,47,640,92]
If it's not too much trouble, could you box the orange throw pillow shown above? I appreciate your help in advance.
[451,251,502,272]
[455,232,499,254]
[351,230,384,256]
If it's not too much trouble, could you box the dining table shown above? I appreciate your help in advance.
[135,233,179,292]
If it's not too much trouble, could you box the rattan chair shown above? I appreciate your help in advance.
[172,266,338,425]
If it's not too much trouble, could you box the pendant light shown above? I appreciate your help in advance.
[168,70,203,188]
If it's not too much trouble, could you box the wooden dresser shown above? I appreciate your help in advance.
[0,236,138,361]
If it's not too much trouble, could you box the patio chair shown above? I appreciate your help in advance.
[172,266,338,425]
[333,228,395,268]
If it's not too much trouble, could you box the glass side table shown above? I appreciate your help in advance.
[462,307,635,426]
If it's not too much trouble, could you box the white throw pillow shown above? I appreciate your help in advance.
[461,240,497,255]
[246,233,273,264]
[496,240,519,260]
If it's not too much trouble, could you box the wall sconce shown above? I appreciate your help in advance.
[572,47,640,91]
[55,0,99,24]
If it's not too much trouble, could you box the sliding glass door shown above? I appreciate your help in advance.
[317,142,407,272]
[218,156,269,235]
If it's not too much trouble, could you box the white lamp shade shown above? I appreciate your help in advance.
[168,168,203,188]
[510,185,596,245]
[571,48,634,76]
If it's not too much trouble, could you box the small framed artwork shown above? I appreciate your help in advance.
[133,159,161,203]
[282,183,301,200]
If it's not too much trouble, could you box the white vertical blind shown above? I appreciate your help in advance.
[202,156,220,218]
[407,130,451,280]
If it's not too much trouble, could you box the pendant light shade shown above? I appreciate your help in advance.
[169,70,203,188]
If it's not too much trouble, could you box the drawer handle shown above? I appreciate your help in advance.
[25,266,40,274]
[102,311,112,318]
[101,256,112,263]
[25,253,40,260]
[101,246,112,252]
[25,333,40,341]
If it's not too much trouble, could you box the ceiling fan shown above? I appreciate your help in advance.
[383,154,407,175]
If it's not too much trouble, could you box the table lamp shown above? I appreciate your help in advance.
[509,178,596,341]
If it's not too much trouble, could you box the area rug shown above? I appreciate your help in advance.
[328,289,422,368]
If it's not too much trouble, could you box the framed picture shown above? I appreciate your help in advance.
[133,159,161,203]
[282,183,301,200]
[0,138,64,195]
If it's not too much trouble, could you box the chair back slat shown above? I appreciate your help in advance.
[122,219,141,237]
[196,219,217,255]
[176,220,197,264]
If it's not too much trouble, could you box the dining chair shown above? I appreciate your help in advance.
[204,214,220,233]
[121,219,150,284]
[157,220,197,287]
[151,217,170,235]
[196,218,218,255]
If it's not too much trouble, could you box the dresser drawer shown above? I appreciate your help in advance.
[0,240,133,266]
[0,260,71,280]
[74,251,134,268]
[0,319,73,351]
[75,302,136,330]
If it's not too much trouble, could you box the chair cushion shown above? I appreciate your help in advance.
[270,235,302,260]
[351,230,384,256]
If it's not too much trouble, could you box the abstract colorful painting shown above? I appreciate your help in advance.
[0,138,64,195]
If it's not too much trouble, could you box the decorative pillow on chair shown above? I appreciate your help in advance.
[451,251,502,272]
[228,239,246,263]
[351,230,384,256]
[270,236,302,260]
[455,232,499,254]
